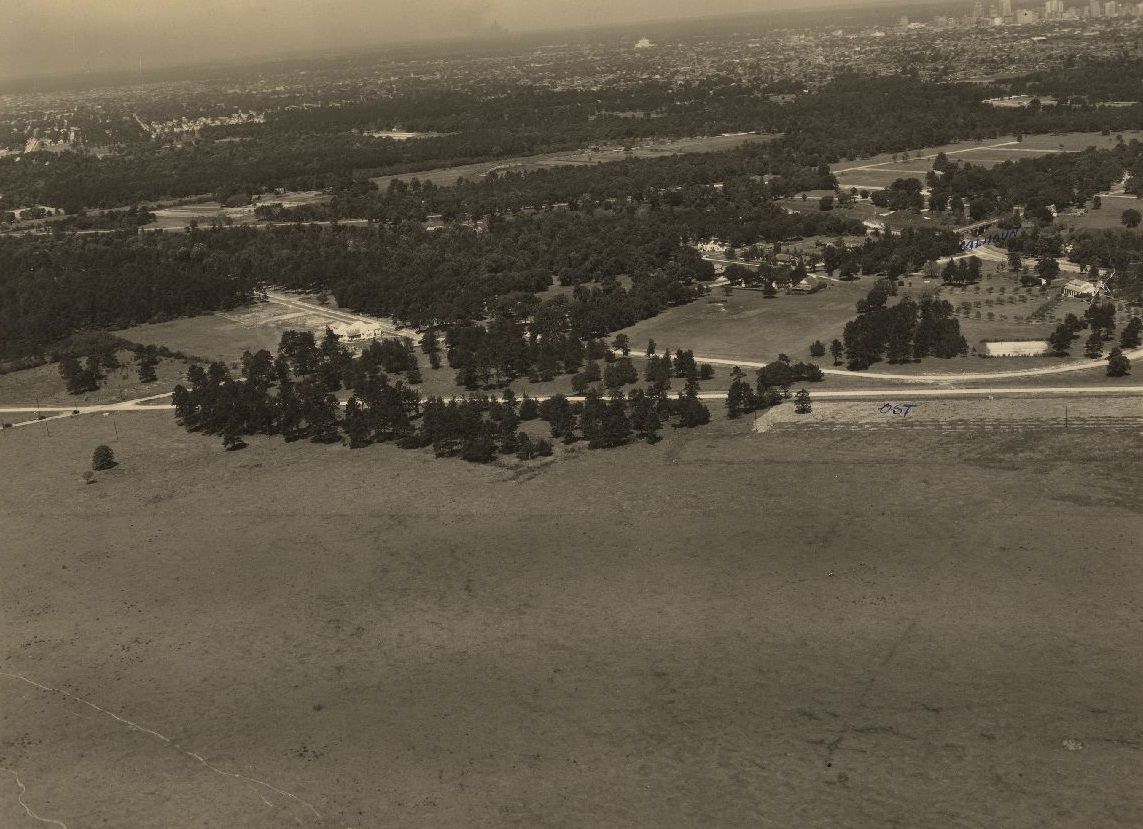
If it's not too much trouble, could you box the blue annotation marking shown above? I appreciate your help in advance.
[879,403,918,417]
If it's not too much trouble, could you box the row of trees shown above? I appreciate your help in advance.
[56,341,165,394]
[172,328,726,462]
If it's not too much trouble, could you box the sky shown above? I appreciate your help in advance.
[0,0,878,82]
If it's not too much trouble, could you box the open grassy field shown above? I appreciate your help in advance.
[1054,196,1143,235]
[615,284,868,363]
[115,296,411,368]
[149,191,330,231]
[369,133,778,190]
[2,402,1142,828]
[0,351,192,409]
[831,131,1143,193]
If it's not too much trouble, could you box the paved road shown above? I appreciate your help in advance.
[4,385,1142,431]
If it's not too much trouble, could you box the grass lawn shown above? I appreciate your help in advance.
[615,283,869,362]
[1055,197,1143,235]
[2,400,1141,828]
[0,350,191,408]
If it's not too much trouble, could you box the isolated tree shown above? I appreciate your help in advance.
[829,338,844,366]
[59,356,99,395]
[612,333,630,356]
[515,432,535,460]
[1107,347,1131,377]
[809,340,826,358]
[725,366,753,418]
[1120,317,1142,349]
[1048,323,1073,356]
[91,445,116,471]
[136,352,160,383]
[461,429,496,464]
[1092,195,1102,210]
[1084,331,1104,359]
[519,394,540,420]
[1122,208,1142,229]
[1036,257,1059,281]
[794,388,812,414]
[676,379,710,428]
[421,327,441,357]
[342,396,371,448]
[222,433,245,451]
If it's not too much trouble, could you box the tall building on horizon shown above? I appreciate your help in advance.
[1001,0,1014,16]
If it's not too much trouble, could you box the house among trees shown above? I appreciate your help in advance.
[790,275,824,294]
[330,323,387,344]
[1061,278,1099,299]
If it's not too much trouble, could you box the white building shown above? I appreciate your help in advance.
[1061,279,1099,299]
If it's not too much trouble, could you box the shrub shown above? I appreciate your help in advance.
[91,445,116,471]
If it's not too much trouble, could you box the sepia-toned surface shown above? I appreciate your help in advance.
[3,414,1141,828]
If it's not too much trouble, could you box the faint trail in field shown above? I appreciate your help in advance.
[0,671,322,821]
[823,619,919,768]
[1,768,68,829]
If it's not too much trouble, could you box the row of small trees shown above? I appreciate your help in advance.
[58,344,164,395]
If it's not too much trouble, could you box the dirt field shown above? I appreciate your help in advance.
[2,404,1142,828]
[755,395,1143,431]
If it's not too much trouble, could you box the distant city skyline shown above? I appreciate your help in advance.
[1,0,911,83]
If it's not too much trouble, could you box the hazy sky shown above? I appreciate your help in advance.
[0,0,861,82]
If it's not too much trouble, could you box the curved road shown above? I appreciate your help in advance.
[693,344,1143,383]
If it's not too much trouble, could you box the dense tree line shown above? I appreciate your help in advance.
[0,233,257,359]
[1009,58,1143,107]
[0,212,713,358]
[821,227,962,280]
[261,141,837,224]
